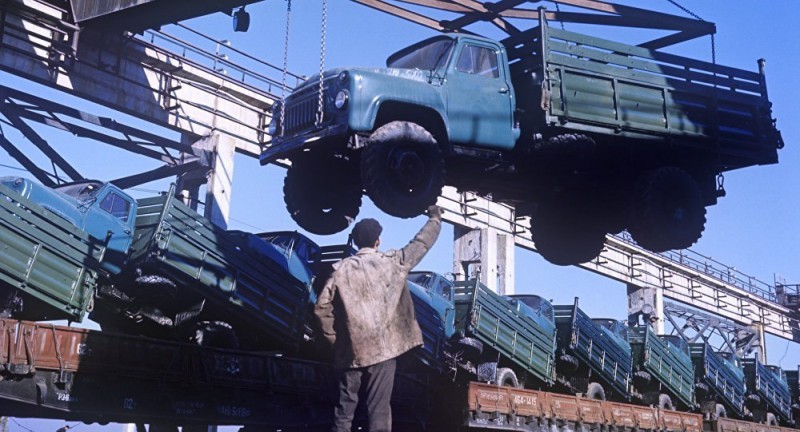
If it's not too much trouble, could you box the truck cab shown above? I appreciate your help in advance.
[0,177,135,275]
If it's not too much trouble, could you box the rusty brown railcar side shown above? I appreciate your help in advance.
[467,382,703,432]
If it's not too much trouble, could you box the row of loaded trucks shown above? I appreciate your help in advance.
[0,175,798,431]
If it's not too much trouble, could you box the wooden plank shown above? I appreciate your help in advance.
[548,27,760,81]
[547,40,763,94]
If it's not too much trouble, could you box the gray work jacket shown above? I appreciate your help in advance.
[314,215,441,369]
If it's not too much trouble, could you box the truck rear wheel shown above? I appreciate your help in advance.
[193,320,240,350]
[284,155,362,235]
[658,393,675,411]
[765,413,778,426]
[530,201,606,266]
[361,121,445,218]
[628,167,706,252]
[495,367,520,388]
[586,382,606,400]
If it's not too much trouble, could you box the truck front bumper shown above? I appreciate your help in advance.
[260,123,349,165]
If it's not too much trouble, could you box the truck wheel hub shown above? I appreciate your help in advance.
[388,149,425,190]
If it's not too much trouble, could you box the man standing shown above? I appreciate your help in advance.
[314,205,443,432]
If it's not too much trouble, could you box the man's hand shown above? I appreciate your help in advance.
[426,205,444,219]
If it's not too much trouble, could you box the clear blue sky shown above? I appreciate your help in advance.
[3,1,799,430]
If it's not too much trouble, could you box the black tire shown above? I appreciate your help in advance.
[530,200,607,266]
[745,394,762,409]
[361,121,445,218]
[495,367,521,388]
[633,370,652,385]
[586,382,606,400]
[194,321,240,349]
[658,393,675,411]
[558,353,579,371]
[284,154,362,235]
[628,167,707,252]
[456,337,484,355]
[134,274,178,299]
[715,404,727,419]
[525,133,597,174]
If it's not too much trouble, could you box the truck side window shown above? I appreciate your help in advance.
[100,192,132,222]
[455,45,498,78]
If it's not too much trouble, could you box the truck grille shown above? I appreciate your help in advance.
[283,96,319,134]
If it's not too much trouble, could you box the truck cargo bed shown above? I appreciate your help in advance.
[0,183,104,321]
[454,279,555,385]
[511,22,782,169]
[126,192,314,348]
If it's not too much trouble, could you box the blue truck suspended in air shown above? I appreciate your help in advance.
[261,10,783,266]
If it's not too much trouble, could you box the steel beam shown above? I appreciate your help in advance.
[0,0,273,157]
[351,0,715,47]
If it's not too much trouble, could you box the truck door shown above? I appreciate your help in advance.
[82,188,135,273]
[446,42,515,150]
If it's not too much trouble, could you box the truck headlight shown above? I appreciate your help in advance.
[268,118,277,135]
[335,90,349,109]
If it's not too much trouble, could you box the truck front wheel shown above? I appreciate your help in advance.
[284,155,362,235]
[628,167,706,252]
[361,121,445,218]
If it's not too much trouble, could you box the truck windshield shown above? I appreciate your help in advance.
[54,181,104,200]
[592,319,628,340]
[408,271,452,301]
[387,37,455,70]
[661,335,689,353]
[259,232,321,266]
[509,295,554,322]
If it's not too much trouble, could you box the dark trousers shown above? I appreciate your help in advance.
[332,358,396,432]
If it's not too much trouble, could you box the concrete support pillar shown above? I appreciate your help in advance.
[751,322,767,364]
[202,134,235,229]
[627,284,664,334]
[453,226,514,294]
[176,133,235,229]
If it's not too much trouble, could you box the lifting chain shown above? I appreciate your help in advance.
[553,1,565,31]
[665,0,716,70]
[279,0,292,137]
[315,0,328,127]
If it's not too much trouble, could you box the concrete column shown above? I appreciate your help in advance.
[752,321,767,364]
[178,133,235,229]
[627,284,664,334]
[453,226,515,294]
[202,134,235,229]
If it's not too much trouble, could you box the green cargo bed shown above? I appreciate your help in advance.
[0,184,103,321]
[127,191,312,348]
[453,279,555,385]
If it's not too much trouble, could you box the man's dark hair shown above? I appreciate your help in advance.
[351,218,383,248]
